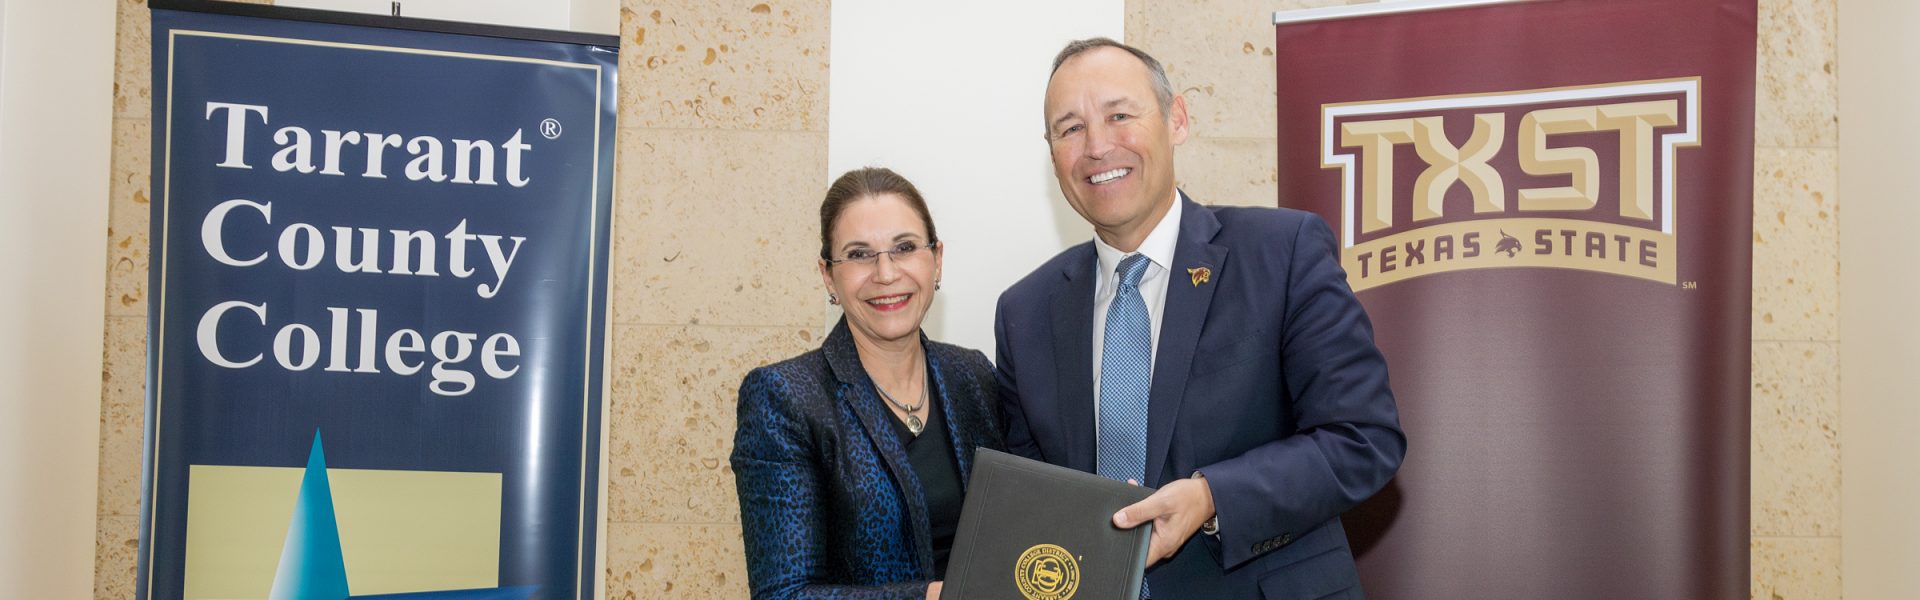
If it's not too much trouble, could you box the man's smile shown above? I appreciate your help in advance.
[1089,167,1131,185]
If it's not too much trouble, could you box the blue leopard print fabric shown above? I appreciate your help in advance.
[732,319,1005,599]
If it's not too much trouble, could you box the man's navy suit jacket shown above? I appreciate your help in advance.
[993,194,1406,599]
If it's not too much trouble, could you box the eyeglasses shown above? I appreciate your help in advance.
[827,240,939,266]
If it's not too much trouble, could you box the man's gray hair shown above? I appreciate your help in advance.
[1049,37,1175,111]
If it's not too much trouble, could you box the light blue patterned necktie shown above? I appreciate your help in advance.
[1099,253,1154,598]
[1098,253,1153,485]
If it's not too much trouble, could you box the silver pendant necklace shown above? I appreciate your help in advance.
[874,375,927,436]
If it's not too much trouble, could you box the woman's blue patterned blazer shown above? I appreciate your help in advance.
[731,318,1006,599]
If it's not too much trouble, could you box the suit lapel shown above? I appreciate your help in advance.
[1144,196,1225,486]
[1050,245,1099,473]
[821,319,935,577]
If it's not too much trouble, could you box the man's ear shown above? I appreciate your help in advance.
[1168,94,1191,146]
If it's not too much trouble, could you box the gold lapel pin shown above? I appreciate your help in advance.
[1187,266,1211,287]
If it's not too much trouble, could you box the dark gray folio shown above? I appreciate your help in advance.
[943,448,1152,600]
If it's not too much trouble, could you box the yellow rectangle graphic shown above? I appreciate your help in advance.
[184,465,502,599]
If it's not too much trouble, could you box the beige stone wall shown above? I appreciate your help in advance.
[600,1,827,596]
[1749,0,1841,595]
[1127,0,1843,597]
[94,0,1840,598]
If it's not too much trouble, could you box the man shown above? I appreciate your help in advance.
[993,38,1405,598]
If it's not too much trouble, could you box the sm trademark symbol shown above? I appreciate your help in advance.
[1682,281,1699,290]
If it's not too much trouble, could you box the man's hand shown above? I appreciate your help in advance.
[1112,476,1215,566]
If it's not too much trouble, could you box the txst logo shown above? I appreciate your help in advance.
[1320,78,1700,291]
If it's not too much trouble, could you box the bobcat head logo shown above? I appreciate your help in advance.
[1495,230,1522,258]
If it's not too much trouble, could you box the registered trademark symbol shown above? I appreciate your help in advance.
[540,118,562,139]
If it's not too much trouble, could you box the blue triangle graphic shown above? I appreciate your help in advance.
[269,430,352,600]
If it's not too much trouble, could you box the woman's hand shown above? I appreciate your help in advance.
[926,581,943,599]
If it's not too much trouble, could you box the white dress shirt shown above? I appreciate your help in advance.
[1091,193,1183,438]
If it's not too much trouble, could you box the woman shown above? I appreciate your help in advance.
[731,167,1005,599]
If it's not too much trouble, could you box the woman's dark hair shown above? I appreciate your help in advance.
[819,167,939,263]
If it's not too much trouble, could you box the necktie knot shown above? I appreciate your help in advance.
[1117,253,1150,290]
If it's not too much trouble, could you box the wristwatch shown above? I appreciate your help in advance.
[1192,471,1220,537]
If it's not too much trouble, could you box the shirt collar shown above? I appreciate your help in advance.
[1094,190,1184,279]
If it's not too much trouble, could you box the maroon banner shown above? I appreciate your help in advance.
[1274,0,1753,597]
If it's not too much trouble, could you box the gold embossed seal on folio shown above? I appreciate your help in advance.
[1013,543,1080,600]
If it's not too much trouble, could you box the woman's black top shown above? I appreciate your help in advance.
[887,372,963,579]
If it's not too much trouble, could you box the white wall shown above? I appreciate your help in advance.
[0,0,115,597]
[826,0,1123,355]
[1839,0,1920,596]
[570,0,616,36]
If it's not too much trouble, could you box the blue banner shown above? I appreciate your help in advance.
[142,6,616,600]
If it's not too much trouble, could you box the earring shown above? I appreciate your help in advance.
[828,293,840,306]
[935,281,942,291]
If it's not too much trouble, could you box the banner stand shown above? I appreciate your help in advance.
[141,3,618,599]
